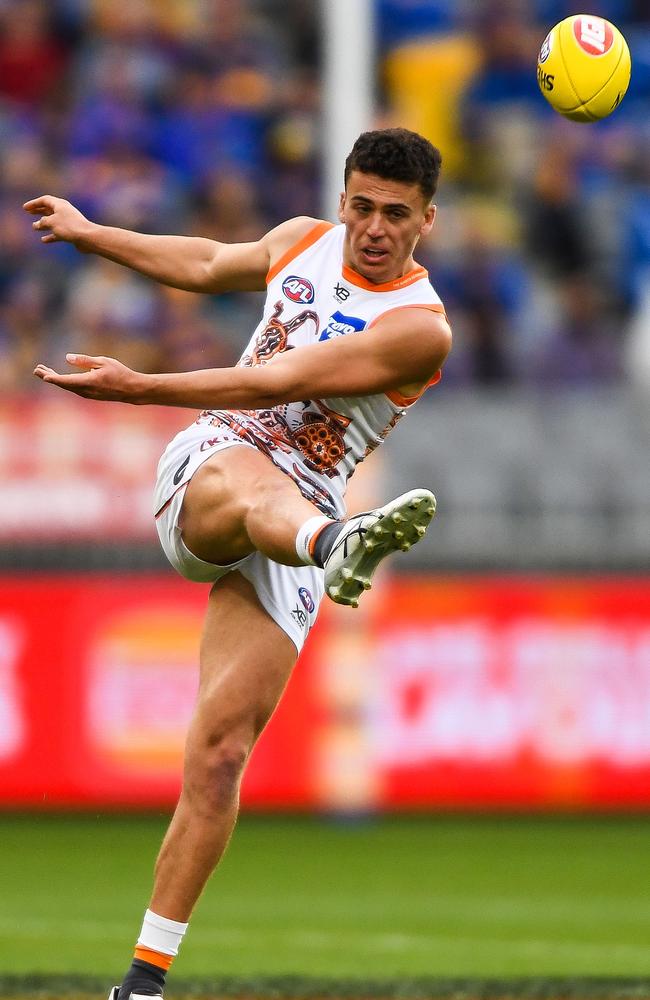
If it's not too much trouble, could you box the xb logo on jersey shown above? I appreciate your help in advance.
[282,275,315,304]
[319,311,366,341]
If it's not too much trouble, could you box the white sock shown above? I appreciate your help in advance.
[137,908,189,957]
[295,515,333,565]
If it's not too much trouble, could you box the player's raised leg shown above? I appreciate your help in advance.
[179,446,436,607]
[112,572,298,1000]
[178,444,325,567]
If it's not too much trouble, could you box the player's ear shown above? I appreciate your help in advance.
[420,203,436,237]
[338,191,346,223]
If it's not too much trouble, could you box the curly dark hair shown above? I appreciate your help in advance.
[344,128,442,202]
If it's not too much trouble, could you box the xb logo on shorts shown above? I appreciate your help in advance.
[319,311,366,341]
[282,275,315,304]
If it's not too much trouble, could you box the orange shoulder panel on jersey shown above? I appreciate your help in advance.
[266,221,335,284]
[341,263,429,292]
[368,303,450,407]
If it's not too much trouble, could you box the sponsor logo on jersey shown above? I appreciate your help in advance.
[574,16,613,56]
[319,311,366,341]
[538,31,552,63]
[298,587,315,613]
[282,275,315,304]
[334,282,350,302]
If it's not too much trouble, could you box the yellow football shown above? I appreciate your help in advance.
[537,13,631,121]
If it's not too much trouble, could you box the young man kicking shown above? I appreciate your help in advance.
[26,127,451,999]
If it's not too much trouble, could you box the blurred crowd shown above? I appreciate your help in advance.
[1,0,649,395]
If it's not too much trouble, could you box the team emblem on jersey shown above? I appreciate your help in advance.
[282,275,315,304]
[292,400,351,476]
[241,301,319,366]
[319,311,366,341]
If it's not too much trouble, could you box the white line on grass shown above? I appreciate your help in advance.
[2,917,650,964]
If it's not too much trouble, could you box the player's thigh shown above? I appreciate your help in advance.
[192,570,298,745]
[180,445,296,565]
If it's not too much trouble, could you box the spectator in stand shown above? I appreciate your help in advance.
[192,171,265,246]
[263,65,321,224]
[524,135,594,280]
[153,64,269,187]
[0,275,53,393]
[186,171,269,351]
[457,2,570,210]
[156,287,242,374]
[525,274,623,385]
[64,147,185,235]
[376,0,461,48]
[61,257,162,373]
[0,0,69,108]
[620,130,650,387]
[153,0,283,187]
[418,202,527,384]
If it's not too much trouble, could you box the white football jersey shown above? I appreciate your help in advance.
[155,222,446,519]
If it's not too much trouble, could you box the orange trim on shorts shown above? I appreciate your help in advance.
[266,221,335,284]
[341,263,428,293]
[134,946,174,971]
[366,303,449,406]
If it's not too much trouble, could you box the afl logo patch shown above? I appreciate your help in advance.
[282,275,315,304]
[298,587,315,614]
[538,31,552,63]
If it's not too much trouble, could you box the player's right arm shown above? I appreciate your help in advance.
[22,195,318,294]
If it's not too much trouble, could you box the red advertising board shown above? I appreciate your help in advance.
[0,398,188,540]
[0,574,649,811]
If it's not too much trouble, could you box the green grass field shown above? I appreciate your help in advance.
[3,813,650,996]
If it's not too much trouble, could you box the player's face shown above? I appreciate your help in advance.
[338,171,436,284]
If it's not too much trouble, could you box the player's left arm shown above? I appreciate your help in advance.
[33,309,451,406]
[265,307,452,399]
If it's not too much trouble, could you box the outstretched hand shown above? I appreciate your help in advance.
[23,195,93,246]
[34,354,148,403]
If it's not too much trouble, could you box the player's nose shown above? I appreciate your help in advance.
[366,212,386,237]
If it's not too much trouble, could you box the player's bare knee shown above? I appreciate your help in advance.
[183,729,251,814]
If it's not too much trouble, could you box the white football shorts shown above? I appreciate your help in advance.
[154,430,324,654]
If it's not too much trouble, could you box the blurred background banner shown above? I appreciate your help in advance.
[2,575,649,810]
[0,398,187,540]
[0,0,649,812]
